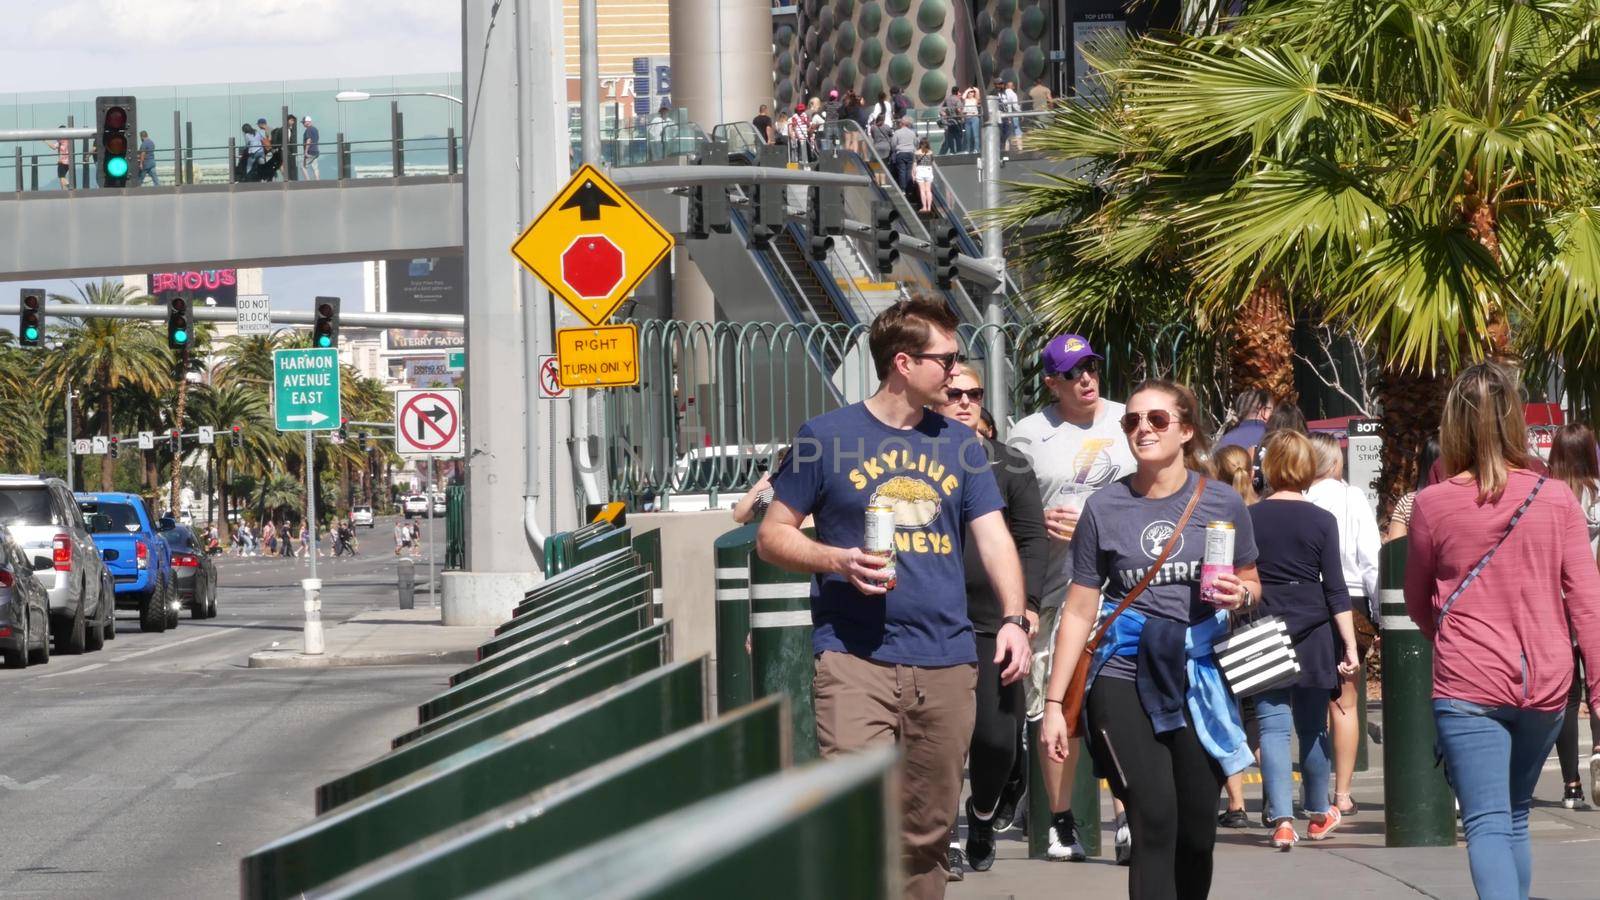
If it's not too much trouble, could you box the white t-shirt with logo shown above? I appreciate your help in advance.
[1008,400,1136,608]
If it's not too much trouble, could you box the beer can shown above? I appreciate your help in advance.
[865,504,897,590]
[1200,521,1235,606]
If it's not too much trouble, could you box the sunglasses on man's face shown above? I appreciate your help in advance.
[909,351,966,373]
[944,387,985,404]
[1119,410,1176,434]
[1052,358,1101,381]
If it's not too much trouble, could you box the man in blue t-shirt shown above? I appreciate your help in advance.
[760,295,1032,897]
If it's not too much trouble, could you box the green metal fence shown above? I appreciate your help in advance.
[444,484,465,569]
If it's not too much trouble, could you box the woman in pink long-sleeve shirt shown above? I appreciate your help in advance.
[1404,363,1600,900]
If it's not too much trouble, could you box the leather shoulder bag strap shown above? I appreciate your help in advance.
[1437,475,1545,628]
[1084,476,1209,655]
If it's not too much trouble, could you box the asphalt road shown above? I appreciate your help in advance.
[0,515,449,899]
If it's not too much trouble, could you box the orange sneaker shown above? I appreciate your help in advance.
[1270,820,1298,851]
[1308,807,1343,841]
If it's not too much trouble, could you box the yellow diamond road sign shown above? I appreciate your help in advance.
[511,163,674,327]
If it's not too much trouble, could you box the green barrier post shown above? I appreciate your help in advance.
[633,527,663,621]
[472,570,650,666]
[1379,538,1455,846]
[746,547,818,763]
[1025,720,1101,858]
[714,524,758,713]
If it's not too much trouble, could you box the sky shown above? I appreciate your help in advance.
[1,0,458,311]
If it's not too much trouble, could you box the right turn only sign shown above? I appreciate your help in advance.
[395,388,463,458]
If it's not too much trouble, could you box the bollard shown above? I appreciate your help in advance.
[1355,662,1370,772]
[746,547,818,763]
[397,557,415,610]
[714,524,758,714]
[1379,538,1455,846]
[1026,721,1101,858]
[302,578,324,656]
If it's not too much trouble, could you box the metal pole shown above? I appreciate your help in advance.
[185,120,194,185]
[447,126,458,175]
[172,109,181,186]
[391,101,403,178]
[428,457,437,606]
[13,146,20,192]
[580,0,601,164]
[981,96,1010,438]
[65,391,74,491]
[336,132,347,180]
[228,138,237,183]
[302,429,324,654]
[30,154,37,192]
[67,115,77,190]
[396,111,406,177]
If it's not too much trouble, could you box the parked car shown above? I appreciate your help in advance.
[351,505,375,528]
[0,525,54,668]
[76,493,178,633]
[431,492,446,515]
[402,495,429,519]
[0,476,114,653]
[658,444,781,512]
[159,522,217,620]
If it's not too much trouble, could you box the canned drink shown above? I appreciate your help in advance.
[1200,521,1235,606]
[864,504,897,590]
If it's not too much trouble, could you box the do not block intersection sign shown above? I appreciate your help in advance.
[395,388,462,458]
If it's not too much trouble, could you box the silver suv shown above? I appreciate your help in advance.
[0,476,115,653]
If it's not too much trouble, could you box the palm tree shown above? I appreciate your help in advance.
[0,340,50,473]
[253,473,303,528]
[40,281,172,490]
[1004,0,1600,508]
[184,382,270,539]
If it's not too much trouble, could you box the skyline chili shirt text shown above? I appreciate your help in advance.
[771,403,1004,666]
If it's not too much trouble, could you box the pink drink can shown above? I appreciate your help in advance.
[1200,521,1234,606]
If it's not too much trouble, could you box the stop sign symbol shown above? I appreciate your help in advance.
[561,235,626,299]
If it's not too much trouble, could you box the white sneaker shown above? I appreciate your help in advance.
[1114,813,1132,866]
[1047,816,1086,861]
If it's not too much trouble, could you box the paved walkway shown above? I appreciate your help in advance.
[247,605,491,668]
[950,731,1600,899]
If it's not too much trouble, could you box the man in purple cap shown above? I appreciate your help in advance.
[1004,333,1137,863]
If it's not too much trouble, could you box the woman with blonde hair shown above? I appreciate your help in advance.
[1211,445,1257,505]
[1305,431,1381,817]
[1404,362,1600,898]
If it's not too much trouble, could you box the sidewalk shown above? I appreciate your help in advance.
[247,606,492,668]
[949,744,1600,899]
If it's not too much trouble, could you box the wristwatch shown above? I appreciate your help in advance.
[1002,615,1032,635]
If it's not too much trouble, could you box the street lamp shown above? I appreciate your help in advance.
[335,90,463,106]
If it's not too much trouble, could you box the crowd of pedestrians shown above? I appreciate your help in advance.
[236,114,318,183]
[744,295,1599,900]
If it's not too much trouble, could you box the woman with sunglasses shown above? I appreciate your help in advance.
[1040,379,1259,900]
[934,364,1048,873]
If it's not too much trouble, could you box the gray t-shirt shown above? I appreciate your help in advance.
[891,125,918,154]
[1071,471,1257,680]
[1008,401,1136,607]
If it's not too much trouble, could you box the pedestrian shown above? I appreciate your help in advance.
[242,123,265,182]
[841,92,864,154]
[1250,430,1360,850]
[1211,443,1260,828]
[787,102,811,165]
[1001,80,1023,152]
[806,96,827,156]
[44,126,71,189]
[934,363,1048,875]
[136,130,160,186]
[870,113,894,178]
[648,103,671,158]
[394,519,408,556]
[939,87,964,154]
[256,118,276,180]
[757,295,1033,897]
[890,115,918,195]
[1211,445,1257,505]
[283,114,299,180]
[1215,388,1274,451]
[1040,378,1259,899]
[961,85,982,154]
[1403,362,1600,899]
[820,90,842,153]
[261,519,276,555]
[302,115,321,179]
[1007,333,1137,864]
[280,520,294,557]
[1543,423,1600,810]
[1306,431,1381,818]
[732,446,791,525]
[1027,78,1053,115]
[891,84,913,122]
[913,138,935,213]
[752,104,775,145]
[871,91,895,133]
[1385,435,1442,541]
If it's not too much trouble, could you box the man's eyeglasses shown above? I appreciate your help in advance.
[944,387,985,404]
[909,351,967,373]
[1119,410,1176,434]
[1051,358,1102,381]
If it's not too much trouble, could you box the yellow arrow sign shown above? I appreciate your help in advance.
[511,164,673,327]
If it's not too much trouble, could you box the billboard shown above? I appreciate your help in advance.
[385,256,464,351]
[387,355,461,388]
[148,268,237,307]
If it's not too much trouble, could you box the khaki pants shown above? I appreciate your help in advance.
[814,651,976,900]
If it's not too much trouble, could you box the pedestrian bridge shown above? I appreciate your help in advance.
[0,175,463,281]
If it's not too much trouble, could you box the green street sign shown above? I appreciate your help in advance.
[447,350,465,371]
[273,348,342,432]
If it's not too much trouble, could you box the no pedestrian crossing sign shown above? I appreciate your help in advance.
[510,163,673,327]
[395,388,462,458]
[272,347,342,431]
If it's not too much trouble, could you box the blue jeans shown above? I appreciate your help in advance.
[963,117,980,151]
[1433,698,1564,900]
[1254,686,1332,822]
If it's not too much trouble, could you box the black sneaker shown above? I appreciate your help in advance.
[966,796,996,872]
[1564,782,1592,811]
[1047,811,1086,861]
[947,845,966,881]
[992,771,1025,833]
[1217,808,1250,828]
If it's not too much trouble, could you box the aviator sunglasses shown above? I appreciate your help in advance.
[1119,410,1176,434]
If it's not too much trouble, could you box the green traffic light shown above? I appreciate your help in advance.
[173,329,188,344]
[106,157,129,178]
[23,326,38,341]
[317,335,331,347]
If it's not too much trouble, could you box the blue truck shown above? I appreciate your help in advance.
[75,493,179,633]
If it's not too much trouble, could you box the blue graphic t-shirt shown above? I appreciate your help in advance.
[771,403,1005,666]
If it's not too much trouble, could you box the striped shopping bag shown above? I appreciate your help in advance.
[1214,615,1301,697]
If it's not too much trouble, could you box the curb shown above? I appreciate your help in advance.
[247,648,477,669]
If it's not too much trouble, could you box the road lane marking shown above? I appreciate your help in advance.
[36,662,106,679]
[112,621,264,662]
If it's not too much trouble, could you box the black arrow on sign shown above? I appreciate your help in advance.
[416,404,449,441]
[560,179,619,221]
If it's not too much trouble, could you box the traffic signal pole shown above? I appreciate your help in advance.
[302,429,324,655]
[981,96,1010,437]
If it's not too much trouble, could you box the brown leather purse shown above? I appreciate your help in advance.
[1061,478,1208,738]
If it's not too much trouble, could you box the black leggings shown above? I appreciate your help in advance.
[968,633,1025,814]
[1087,676,1225,900]
[1559,647,1595,784]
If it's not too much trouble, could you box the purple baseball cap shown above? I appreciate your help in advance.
[1041,334,1102,375]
